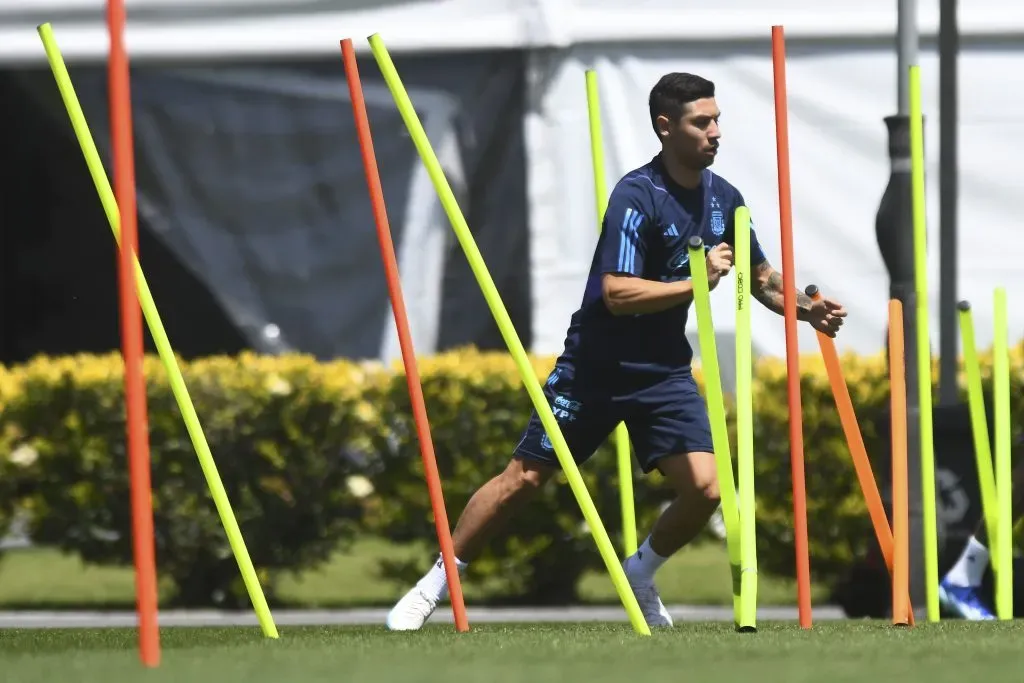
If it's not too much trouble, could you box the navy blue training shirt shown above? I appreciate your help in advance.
[560,154,767,374]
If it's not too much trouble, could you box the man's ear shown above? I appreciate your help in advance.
[655,114,672,138]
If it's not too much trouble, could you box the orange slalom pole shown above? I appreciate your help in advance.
[806,286,914,625]
[888,299,911,627]
[108,0,160,665]
[339,38,469,633]
[771,24,812,629]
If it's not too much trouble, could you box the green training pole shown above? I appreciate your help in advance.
[687,236,742,627]
[369,33,650,636]
[734,206,757,632]
[908,64,940,622]
[584,69,637,558]
[957,301,999,570]
[36,22,279,638]
[992,287,1013,619]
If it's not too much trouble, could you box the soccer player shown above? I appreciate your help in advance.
[386,72,847,630]
[939,452,1023,619]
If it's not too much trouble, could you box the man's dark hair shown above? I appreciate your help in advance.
[649,72,715,134]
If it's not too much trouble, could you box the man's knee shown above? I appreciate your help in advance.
[691,468,721,509]
[503,456,555,494]
[697,472,721,505]
[657,451,721,506]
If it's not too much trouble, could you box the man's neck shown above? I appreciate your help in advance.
[659,151,703,189]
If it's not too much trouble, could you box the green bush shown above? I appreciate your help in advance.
[0,363,18,545]
[0,342,1021,607]
[0,352,384,606]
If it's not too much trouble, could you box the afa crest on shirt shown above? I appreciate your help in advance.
[709,195,725,236]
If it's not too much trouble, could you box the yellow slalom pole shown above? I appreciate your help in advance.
[733,206,757,632]
[584,69,637,558]
[908,64,939,622]
[368,33,649,636]
[687,236,742,627]
[956,301,999,571]
[37,22,278,639]
[992,287,1013,619]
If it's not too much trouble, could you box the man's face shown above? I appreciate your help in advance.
[657,97,721,170]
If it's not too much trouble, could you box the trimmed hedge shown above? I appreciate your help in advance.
[0,343,1021,605]
[0,353,386,606]
[0,363,18,542]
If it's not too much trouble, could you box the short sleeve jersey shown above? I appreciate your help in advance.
[559,154,767,374]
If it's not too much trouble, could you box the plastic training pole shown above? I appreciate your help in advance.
[734,207,757,632]
[37,23,278,639]
[957,301,999,570]
[340,38,468,633]
[806,285,913,625]
[106,0,159,665]
[993,287,1013,619]
[889,299,911,628]
[771,24,812,628]
[687,236,742,626]
[368,33,649,636]
[908,64,939,622]
[585,69,637,558]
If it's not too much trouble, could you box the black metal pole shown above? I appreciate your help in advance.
[897,0,916,112]
[877,115,926,610]
[939,0,959,406]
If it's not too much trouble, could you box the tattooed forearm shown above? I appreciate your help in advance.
[751,263,813,319]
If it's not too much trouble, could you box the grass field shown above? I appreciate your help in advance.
[1,621,1021,683]
[0,537,829,609]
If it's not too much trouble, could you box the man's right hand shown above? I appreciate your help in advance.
[706,243,734,290]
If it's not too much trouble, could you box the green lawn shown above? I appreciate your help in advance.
[0,538,828,609]
[1,622,1021,683]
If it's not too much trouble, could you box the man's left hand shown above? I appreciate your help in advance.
[808,297,847,338]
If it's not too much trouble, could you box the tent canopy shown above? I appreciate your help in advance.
[4,0,1024,63]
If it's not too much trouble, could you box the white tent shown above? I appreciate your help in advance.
[4,0,1024,364]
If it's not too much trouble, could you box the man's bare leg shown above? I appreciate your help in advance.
[647,451,722,556]
[621,451,721,627]
[450,457,554,559]
[386,457,554,630]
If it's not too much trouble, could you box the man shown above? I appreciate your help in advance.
[386,72,847,630]
[939,449,1023,620]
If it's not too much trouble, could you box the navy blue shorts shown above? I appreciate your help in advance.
[513,362,714,474]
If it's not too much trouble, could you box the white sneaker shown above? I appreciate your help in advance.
[624,560,673,628]
[385,586,438,631]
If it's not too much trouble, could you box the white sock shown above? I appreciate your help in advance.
[627,536,670,584]
[416,553,468,600]
[944,535,990,588]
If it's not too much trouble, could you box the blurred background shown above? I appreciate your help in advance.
[0,0,1022,622]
